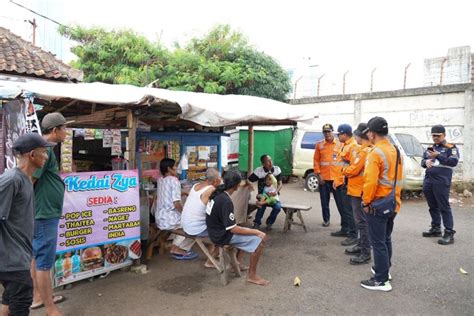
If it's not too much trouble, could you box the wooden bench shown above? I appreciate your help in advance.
[146,226,241,285]
[248,202,312,232]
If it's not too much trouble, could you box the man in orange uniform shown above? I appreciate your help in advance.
[313,124,345,227]
[331,124,358,247]
[360,117,403,292]
[342,123,372,265]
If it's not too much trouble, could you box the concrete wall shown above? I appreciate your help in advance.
[291,83,474,183]
[424,46,472,86]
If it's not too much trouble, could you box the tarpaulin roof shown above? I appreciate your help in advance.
[0,80,317,127]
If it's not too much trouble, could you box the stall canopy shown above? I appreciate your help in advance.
[0,80,317,127]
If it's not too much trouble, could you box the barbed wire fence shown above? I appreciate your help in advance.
[291,53,472,99]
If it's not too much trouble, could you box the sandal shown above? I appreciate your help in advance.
[53,295,66,305]
[30,295,65,309]
[172,251,198,260]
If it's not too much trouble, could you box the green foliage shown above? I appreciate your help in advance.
[60,24,291,101]
[59,25,167,86]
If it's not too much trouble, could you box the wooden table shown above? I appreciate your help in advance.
[248,201,311,232]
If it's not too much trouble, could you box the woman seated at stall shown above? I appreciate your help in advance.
[155,158,198,260]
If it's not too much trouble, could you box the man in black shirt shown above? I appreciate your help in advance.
[0,133,53,316]
[207,171,269,286]
[248,154,283,230]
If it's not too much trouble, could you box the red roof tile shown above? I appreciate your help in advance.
[0,27,83,82]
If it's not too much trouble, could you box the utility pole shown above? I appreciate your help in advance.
[28,18,37,45]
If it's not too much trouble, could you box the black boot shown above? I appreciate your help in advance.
[341,237,358,246]
[438,230,455,245]
[331,230,349,237]
[345,245,361,255]
[422,225,442,237]
[350,252,371,265]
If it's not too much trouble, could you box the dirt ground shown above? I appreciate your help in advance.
[27,181,473,315]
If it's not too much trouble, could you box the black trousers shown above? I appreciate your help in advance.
[335,184,357,238]
[0,271,33,316]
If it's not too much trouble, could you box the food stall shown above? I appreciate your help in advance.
[137,131,225,186]
[0,95,141,287]
[1,80,317,281]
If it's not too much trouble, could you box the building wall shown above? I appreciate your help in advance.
[291,84,474,182]
[423,46,472,86]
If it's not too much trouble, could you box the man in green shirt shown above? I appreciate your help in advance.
[31,113,71,316]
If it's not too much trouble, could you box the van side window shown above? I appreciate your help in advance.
[301,132,324,149]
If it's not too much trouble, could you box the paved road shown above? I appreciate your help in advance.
[31,181,473,315]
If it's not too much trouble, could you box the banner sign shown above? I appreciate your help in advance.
[3,98,41,170]
[53,170,141,287]
[0,110,4,174]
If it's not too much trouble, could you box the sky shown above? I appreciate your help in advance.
[2,0,473,96]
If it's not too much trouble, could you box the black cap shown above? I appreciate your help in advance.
[363,116,388,135]
[13,133,56,154]
[431,124,446,135]
[354,123,368,137]
[322,123,334,132]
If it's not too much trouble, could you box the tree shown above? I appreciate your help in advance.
[60,24,291,101]
[59,25,167,86]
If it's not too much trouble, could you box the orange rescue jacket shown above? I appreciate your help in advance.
[343,143,372,197]
[334,136,357,187]
[362,138,403,212]
[313,139,340,181]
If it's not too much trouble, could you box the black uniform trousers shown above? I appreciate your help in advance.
[423,182,454,230]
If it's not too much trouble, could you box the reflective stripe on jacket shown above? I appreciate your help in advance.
[343,143,372,197]
[313,139,340,181]
[362,138,403,212]
[334,137,357,187]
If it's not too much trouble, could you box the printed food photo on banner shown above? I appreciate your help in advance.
[81,246,105,271]
[104,243,128,266]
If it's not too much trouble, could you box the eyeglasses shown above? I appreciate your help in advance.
[431,134,443,138]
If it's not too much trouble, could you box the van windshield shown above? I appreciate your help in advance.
[301,132,324,149]
[395,133,424,157]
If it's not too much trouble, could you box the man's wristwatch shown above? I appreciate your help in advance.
[361,202,370,208]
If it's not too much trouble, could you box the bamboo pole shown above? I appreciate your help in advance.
[127,110,138,169]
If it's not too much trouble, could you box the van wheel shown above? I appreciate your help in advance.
[305,173,319,192]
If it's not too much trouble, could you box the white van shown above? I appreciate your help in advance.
[292,128,425,192]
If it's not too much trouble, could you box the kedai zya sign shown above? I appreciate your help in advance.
[53,170,141,287]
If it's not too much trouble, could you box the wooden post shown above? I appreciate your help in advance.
[248,124,254,176]
[127,110,138,169]
[29,18,37,46]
